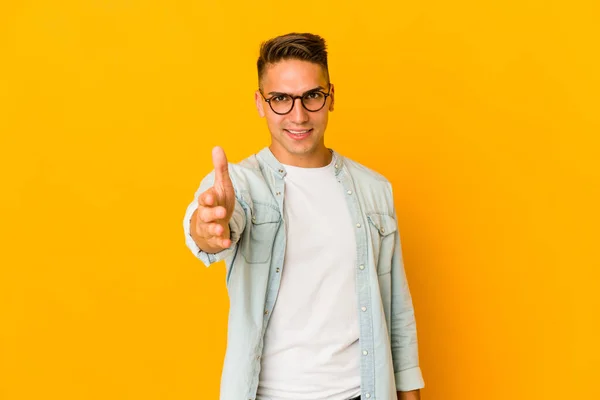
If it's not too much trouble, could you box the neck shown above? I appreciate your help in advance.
[269,145,332,168]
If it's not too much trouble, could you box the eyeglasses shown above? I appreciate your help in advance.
[259,84,331,115]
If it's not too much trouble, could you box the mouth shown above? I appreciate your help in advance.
[284,128,313,140]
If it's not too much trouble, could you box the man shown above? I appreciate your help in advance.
[183,33,424,400]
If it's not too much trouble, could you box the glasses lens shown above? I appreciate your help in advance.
[270,94,293,114]
[302,92,326,111]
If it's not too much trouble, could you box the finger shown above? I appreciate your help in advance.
[206,222,224,237]
[205,236,231,251]
[212,146,232,186]
[198,188,215,207]
[197,205,227,223]
[198,225,230,249]
[195,220,219,239]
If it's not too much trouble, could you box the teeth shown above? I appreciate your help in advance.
[288,129,310,134]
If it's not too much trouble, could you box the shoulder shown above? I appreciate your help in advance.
[340,153,396,213]
[228,154,265,186]
[341,154,392,186]
[234,153,261,171]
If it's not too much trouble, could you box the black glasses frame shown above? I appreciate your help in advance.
[258,84,332,115]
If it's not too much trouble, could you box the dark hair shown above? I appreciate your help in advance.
[257,33,329,87]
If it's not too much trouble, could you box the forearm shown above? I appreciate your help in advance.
[398,389,420,400]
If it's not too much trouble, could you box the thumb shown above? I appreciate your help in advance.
[212,146,231,186]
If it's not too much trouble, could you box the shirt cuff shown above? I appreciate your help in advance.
[395,366,425,392]
[195,231,237,266]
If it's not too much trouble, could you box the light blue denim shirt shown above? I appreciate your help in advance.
[183,147,424,400]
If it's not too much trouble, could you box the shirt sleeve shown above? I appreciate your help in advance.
[389,183,425,392]
[182,170,247,267]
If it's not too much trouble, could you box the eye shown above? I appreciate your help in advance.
[305,92,323,100]
[272,95,290,103]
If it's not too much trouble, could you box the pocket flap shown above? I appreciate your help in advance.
[251,202,281,225]
[366,213,397,236]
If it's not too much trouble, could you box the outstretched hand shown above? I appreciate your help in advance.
[192,146,236,251]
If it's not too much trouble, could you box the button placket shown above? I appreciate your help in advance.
[341,176,375,399]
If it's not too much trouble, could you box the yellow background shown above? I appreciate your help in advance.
[1,1,598,399]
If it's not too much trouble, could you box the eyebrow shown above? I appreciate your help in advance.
[267,86,326,96]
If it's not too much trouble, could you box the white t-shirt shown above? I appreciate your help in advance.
[256,159,361,400]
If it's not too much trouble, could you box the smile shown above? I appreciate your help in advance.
[284,128,313,140]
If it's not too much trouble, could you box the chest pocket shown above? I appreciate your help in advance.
[366,213,398,275]
[241,202,281,264]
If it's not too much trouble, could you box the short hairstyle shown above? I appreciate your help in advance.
[257,32,329,87]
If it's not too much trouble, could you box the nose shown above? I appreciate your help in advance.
[288,97,309,124]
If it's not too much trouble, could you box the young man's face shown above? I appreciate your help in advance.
[255,59,334,167]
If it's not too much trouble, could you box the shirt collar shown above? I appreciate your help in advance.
[257,147,344,178]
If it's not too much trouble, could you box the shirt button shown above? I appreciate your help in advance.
[256,355,261,360]
[264,310,269,315]
[359,265,365,270]
[365,393,371,398]
[276,191,281,195]
[356,223,361,228]
[362,350,368,356]
[252,216,256,223]
[361,306,367,312]
[381,227,385,233]
[276,268,280,273]
[347,190,352,195]
[334,164,338,168]
[278,169,284,173]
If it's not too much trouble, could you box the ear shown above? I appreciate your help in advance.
[255,90,265,118]
[328,83,335,112]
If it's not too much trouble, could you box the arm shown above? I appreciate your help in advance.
[389,185,425,392]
